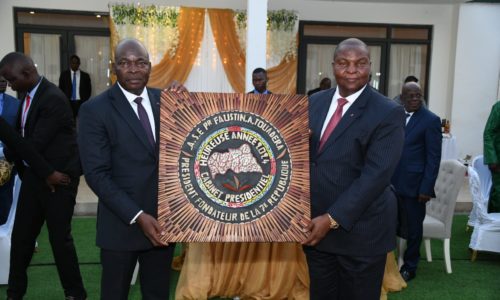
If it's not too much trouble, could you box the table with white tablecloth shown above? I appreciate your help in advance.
[442,135,458,160]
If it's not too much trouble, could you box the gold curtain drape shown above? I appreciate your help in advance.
[268,56,297,94]
[175,243,309,300]
[110,7,297,93]
[381,252,407,300]
[109,7,205,89]
[209,9,297,94]
[148,7,204,88]
[208,9,246,93]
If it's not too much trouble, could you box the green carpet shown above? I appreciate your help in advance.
[0,215,499,299]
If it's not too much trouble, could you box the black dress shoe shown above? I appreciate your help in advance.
[400,269,416,282]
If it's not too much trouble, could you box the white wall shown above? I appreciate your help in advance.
[450,3,500,159]
[0,0,458,118]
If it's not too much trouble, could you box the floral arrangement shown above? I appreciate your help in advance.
[234,9,298,66]
[111,4,179,27]
[110,4,180,62]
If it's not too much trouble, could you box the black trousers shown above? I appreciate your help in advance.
[304,246,386,300]
[400,196,426,272]
[100,244,175,300]
[69,100,82,119]
[7,168,86,300]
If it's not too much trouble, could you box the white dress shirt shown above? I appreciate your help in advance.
[320,85,367,139]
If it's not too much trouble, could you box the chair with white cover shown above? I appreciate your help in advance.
[468,155,500,261]
[0,176,21,284]
[421,160,466,274]
[467,155,492,229]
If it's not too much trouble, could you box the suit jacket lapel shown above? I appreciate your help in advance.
[405,107,424,136]
[24,78,48,130]
[311,89,335,154]
[317,87,369,155]
[110,84,156,156]
[148,88,160,142]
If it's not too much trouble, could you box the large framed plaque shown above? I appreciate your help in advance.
[158,92,310,242]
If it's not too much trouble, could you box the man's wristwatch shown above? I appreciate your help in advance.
[327,214,339,229]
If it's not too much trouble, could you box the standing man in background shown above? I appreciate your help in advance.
[304,38,405,300]
[248,68,271,94]
[0,52,86,300]
[484,101,500,213]
[0,75,19,225]
[391,82,442,282]
[58,54,92,119]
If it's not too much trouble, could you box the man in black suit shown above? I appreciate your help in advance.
[248,67,271,94]
[307,77,332,96]
[303,38,405,300]
[0,116,71,191]
[58,54,92,118]
[78,38,185,299]
[0,52,86,300]
[391,82,442,282]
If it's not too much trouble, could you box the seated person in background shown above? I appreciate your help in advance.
[307,77,332,96]
[391,82,442,282]
[248,67,271,94]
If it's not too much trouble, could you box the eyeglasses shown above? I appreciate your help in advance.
[116,60,150,69]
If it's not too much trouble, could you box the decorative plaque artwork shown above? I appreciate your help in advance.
[158,92,309,242]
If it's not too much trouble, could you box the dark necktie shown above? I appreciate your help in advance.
[318,97,348,152]
[134,97,155,148]
[71,72,77,100]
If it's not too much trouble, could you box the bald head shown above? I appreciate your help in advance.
[115,38,149,61]
[334,38,370,61]
[0,52,39,93]
[401,81,423,112]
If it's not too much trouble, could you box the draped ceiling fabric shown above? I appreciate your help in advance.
[110,5,297,93]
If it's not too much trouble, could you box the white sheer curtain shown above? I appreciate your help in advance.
[29,33,61,85]
[369,46,381,91]
[305,44,336,93]
[388,44,427,98]
[75,35,111,97]
[184,11,234,93]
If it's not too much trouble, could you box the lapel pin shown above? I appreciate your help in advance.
[350,113,354,117]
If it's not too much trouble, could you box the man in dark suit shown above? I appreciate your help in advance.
[78,38,184,299]
[303,38,405,300]
[58,54,92,118]
[0,52,86,300]
[391,82,442,282]
[0,116,71,191]
[0,75,20,224]
[307,77,332,96]
[248,67,271,94]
